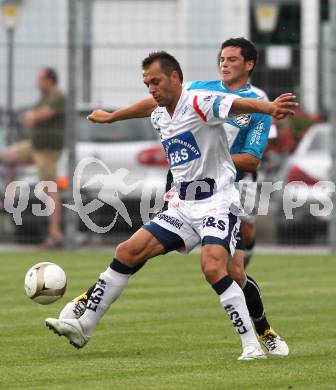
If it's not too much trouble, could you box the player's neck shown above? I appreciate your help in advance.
[166,86,182,118]
[223,79,249,91]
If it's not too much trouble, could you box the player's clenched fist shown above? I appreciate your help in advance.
[87,109,113,123]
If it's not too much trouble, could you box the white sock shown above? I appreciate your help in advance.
[79,267,130,337]
[219,280,260,349]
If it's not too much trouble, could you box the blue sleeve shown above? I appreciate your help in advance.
[239,113,272,159]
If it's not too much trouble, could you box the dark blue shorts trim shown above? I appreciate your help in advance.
[235,229,245,250]
[143,222,185,253]
[202,236,231,254]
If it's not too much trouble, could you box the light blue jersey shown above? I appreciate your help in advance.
[186,80,272,181]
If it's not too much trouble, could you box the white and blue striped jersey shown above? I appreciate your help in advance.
[150,87,239,192]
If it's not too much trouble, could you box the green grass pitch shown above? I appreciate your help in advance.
[1,251,335,389]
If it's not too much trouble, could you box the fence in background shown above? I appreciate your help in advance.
[0,0,333,247]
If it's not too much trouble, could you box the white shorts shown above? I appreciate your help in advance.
[144,191,241,255]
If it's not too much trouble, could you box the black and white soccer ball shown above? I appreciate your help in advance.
[24,262,67,305]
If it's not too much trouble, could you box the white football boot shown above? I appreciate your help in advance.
[238,345,267,361]
[46,318,89,349]
[260,328,289,356]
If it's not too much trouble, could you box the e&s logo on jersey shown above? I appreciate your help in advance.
[162,131,201,168]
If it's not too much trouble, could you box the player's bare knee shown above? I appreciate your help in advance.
[201,247,228,284]
[202,261,223,283]
[115,241,128,262]
[115,240,142,266]
[228,261,245,287]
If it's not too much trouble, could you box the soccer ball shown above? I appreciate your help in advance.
[24,262,67,305]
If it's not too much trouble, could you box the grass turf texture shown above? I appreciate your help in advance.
[0,252,335,389]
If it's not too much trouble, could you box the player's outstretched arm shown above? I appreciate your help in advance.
[230,93,298,120]
[87,97,157,123]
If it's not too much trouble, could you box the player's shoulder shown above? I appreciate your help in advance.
[249,84,270,101]
[186,88,230,112]
[186,80,224,93]
[232,84,261,100]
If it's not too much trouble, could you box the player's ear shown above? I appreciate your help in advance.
[170,70,180,84]
[246,60,254,73]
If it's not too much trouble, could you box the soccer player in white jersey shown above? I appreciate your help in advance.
[46,52,296,360]
[71,39,289,356]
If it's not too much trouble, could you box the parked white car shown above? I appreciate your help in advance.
[274,122,331,244]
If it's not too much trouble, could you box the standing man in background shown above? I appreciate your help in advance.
[3,67,65,249]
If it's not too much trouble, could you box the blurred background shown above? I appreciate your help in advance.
[0,0,334,248]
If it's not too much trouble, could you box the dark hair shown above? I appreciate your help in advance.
[218,37,258,75]
[142,51,183,82]
[43,67,58,85]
